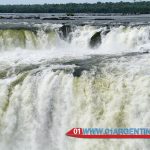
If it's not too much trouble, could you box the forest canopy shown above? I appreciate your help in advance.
[0,1,150,14]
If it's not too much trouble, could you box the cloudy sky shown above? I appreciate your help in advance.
[0,0,140,5]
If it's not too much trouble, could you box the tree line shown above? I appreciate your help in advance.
[0,1,150,14]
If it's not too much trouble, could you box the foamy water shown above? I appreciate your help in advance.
[0,22,150,150]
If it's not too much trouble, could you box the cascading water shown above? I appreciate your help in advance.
[0,22,150,150]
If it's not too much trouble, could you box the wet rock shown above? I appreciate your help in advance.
[73,68,84,77]
[59,17,74,20]
[13,16,24,19]
[102,29,110,35]
[5,16,13,19]
[26,16,40,19]
[66,13,74,16]
[0,15,40,20]
[143,50,149,54]
[41,17,74,20]
[59,25,72,39]
[94,18,114,20]
[140,47,150,54]
[41,17,59,20]
[0,16,5,19]
[89,31,101,48]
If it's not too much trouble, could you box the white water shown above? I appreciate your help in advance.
[0,23,150,150]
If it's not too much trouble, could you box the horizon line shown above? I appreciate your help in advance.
[0,1,149,5]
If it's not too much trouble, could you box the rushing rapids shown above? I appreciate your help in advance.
[0,22,150,150]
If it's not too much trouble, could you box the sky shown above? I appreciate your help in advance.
[0,0,149,5]
[0,0,141,5]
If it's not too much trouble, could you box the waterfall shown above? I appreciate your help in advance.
[0,22,150,150]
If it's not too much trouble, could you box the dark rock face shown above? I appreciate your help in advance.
[26,16,40,19]
[66,13,75,16]
[41,17,74,20]
[89,30,110,48]
[59,17,74,20]
[89,31,101,48]
[94,18,114,20]
[41,17,59,20]
[102,30,110,36]
[59,25,72,39]
[0,16,5,19]
[0,15,40,20]
[73,68,84,77]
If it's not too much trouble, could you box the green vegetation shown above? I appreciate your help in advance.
[0,2,150,14]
